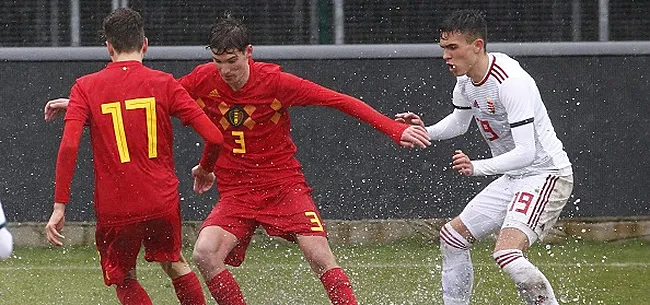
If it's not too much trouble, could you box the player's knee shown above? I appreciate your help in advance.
[439,223,471,252]
[160,260,190,279]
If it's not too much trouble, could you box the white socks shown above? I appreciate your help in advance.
[493,249,558,305]
[440,224,473,305]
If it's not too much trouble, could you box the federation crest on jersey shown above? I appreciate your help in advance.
[487,98,496,114]
[225,106,248,127]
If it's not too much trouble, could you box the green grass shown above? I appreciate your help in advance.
[1,238,649,304]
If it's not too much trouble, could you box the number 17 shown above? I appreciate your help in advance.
[101,97,157,163]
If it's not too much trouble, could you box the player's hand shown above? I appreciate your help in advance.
[395,112,425,127]
[45,203,66,246]
[192,164,215,194]
[44,98,70,122]
[452,150,474,176]
[399,126,431,148]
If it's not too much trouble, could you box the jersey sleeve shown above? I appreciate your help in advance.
[54,120,84,203]
[499,77,536,125]
[276,72,408,144]
[64,82,91,124]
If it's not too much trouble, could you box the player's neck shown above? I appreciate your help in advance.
[111,52,143,63]
[468,53,490,83]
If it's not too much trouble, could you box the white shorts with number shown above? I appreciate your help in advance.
[459,173,573,245]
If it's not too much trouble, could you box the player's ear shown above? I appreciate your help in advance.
[106,41,115,58]
[245,44,253,58]
[141,37,149,56]
[473,38,484,53]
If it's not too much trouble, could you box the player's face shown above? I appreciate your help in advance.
[211,45,252,90]
[439,31,482,77]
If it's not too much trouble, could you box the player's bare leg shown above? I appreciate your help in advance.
[493,228,558,305]
[160,254,206,305]
[115,269,153,305]
[297,235,358,305]
[441,217,475,305]
[193,225,246,305]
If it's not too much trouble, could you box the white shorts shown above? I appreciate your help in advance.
[459,174,573,245]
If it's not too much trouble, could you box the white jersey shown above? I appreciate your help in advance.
[452,52,572,177]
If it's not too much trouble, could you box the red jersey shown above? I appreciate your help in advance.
[61,61,206,225]
[178,60,408,194]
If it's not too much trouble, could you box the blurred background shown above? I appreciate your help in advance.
[2,0,649,47]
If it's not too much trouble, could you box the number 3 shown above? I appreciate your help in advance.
[101,97,157,163]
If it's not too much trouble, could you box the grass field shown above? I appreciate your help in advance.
[0,238,648,304]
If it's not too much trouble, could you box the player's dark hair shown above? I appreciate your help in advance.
[439,9,487,49]
[102,8,144,53]
[207,13,250,55]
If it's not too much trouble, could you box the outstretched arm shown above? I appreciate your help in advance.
[279,73,430,148]
[44,98,70,122]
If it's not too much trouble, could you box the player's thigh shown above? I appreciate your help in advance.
[95,223,143,286]
[198,196,259,266]
[503,174,573,245]
[259,183,328,239]
[142,211,182,263]
[459,176,514,241]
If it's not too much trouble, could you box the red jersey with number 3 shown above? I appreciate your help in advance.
[63,61,206,225]
[178,60,408,194]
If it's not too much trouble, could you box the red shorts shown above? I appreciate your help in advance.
[201,182,327,266]
[95,209,182,286]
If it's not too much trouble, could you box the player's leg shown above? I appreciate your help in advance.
[297,235,358,305]
[193,195,257,305]
[0,200,13,259]
[96,222,152,305]
[493,174,573,305]
[260,183,357,305]
[442,176,512,305]
[143,212,206,305]
[160,255,206,305]
[115,269,153,305]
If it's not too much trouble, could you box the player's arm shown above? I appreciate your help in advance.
[278,72,430,148]
[46,119,84,246]
[459,78,536,176]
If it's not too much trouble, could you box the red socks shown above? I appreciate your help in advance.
[206,269,247,305]
[320,267,358,305]
[115,279,153,305]
[172,271,207,305]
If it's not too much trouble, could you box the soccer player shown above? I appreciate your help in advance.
[0,199,13,260]
[185,16,431,305]
[396,10,573,305]
[44,8,224,305]
[45,15,431,305]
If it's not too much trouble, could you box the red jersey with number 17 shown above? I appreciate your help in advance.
[63,61,206,225]
[178,60,408,194]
